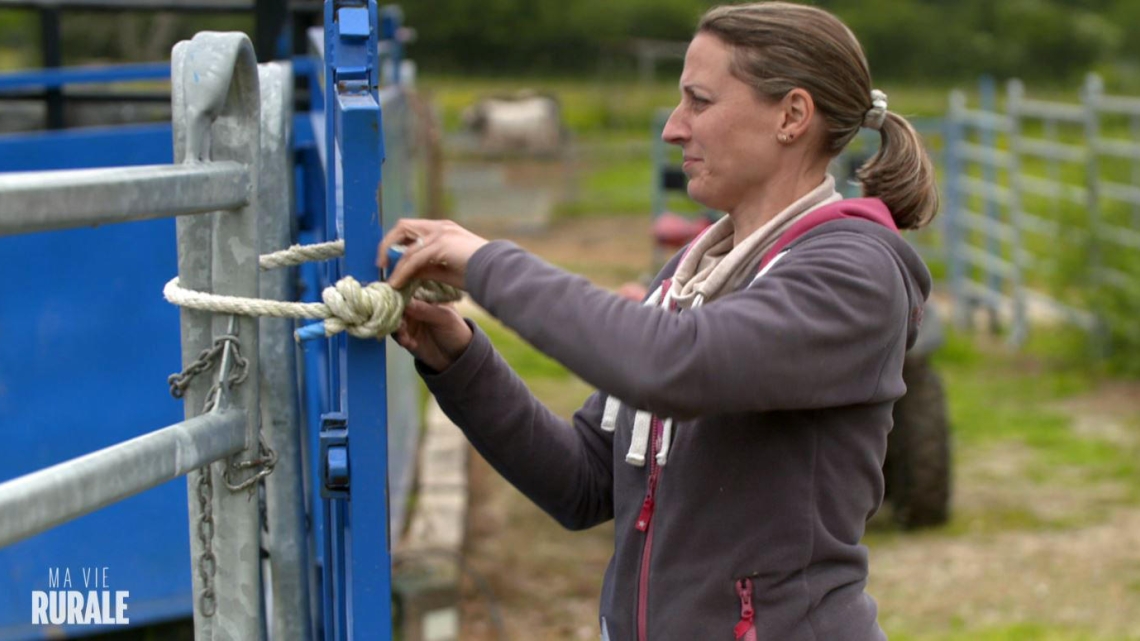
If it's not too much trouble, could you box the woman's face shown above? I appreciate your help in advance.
[661,33,786,214]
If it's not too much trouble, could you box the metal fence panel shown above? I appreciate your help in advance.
[944,72,1140,353]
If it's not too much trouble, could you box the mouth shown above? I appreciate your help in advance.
[682,156,702,170]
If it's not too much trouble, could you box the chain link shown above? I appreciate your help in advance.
[196,466,217,617]
[167,317,275,618]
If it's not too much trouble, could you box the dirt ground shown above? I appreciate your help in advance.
[451,215,1140,641]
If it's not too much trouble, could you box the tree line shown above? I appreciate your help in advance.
[1,0,1137,85]
[401,0,1140,84]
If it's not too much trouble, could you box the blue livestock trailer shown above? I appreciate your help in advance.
[0,2,423,638]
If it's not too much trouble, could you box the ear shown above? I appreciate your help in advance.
[777,88,815,142]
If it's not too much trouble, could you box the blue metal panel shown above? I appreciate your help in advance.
[309,2,395,639]
[0,123,188,640]
[337,87,392,641]
[0,124,172,171]
[0,63,170,92]
[0,57,318,93]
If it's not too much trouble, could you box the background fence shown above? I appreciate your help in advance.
[943,73,1140,362]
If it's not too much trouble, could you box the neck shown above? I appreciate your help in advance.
[728,166,830,246]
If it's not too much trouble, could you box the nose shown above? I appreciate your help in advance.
[661,105,688,146]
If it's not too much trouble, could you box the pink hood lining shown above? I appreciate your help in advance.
[758,198,898,271]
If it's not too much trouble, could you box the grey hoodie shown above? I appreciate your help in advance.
[420,199,932,640]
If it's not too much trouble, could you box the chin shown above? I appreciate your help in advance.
[687,181,727,213]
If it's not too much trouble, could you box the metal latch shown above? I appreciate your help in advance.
[319,412,350,499]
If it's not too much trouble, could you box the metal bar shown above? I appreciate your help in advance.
[1132,115,1140,227]
[256,61,315,641]
[0,90,171,102]
[958,141,1012,168]
[172,38,218,639]
[173,31,265,641]
[0,62,171,92]
[1043,118,1062,221]
[959,244,1018,279]
[979,76,1003,310]
[1100,224,1140,250]
[0,162,250,236]
[1101,267,1140,294]
[40,6,63,129]
[1018,211,1064,238]
[0,0,262,10]
[1011,97,1085,122]
[1082,73,1109,356]
[1019,137,1086,163]
[960,176,1011,205]
[206,37,265,641]
[0,410,246,549]
[959,208,1018,243]
[957,107,1011,132]
[1100,180,1140,206]
[1094,137,1140,161]
[1005,79,1030,344]
[960,279,1011,310]
[336,3,394,635]
[944,91,971,328]
[1020,174,1087,204]
[1096,93,1140,115]
[339,87,394,641]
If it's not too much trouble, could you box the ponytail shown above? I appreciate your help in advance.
[856,111,938,230]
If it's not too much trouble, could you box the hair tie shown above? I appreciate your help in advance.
[863,89,888,130]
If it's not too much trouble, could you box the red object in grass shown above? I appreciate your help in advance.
[653,211,712,248]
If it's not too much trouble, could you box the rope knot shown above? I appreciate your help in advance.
[321,276,407,339]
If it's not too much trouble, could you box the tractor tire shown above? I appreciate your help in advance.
[885,357,952,529]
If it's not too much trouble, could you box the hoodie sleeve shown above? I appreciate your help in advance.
[419,320,616,530]
[465,231,914,420]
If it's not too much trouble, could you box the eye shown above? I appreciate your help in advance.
[690,95,710,109]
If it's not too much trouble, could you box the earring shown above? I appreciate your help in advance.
[778,133,790,143]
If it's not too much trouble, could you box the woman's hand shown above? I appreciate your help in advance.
[393,299,473,372]
[377,219,490,290]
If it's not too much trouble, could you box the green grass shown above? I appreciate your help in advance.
[478,315,571,382]
[556,148,654,218]
[888,622,1120,641]
[934,328,1140,491]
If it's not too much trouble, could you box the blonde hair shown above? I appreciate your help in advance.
[698,2,938,229]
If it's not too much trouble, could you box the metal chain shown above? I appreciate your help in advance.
[224,432,279,492]
[195,466,217,617]
[166,316,276,618]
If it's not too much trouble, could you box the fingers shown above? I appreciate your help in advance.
[378,219,486,290]
[393,323,417,352]
[387,229,446,289]
[403,298,457,324]
[377,219,436,269]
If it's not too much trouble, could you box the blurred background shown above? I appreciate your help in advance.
[2,1,1139,640]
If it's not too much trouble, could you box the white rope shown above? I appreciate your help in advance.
[259,239,345,270]
[164,241,463,339]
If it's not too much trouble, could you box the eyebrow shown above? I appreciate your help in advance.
[681,84,711,98]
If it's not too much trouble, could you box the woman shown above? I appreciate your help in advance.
[379,3,936,639]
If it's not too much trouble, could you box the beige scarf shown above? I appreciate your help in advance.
[667,175,841,309]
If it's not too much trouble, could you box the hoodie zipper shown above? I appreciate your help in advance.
[635,415,664,641]
[636,281,675,641]
[734,578,757,641]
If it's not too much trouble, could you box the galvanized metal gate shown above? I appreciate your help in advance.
[942,73,1140,349]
